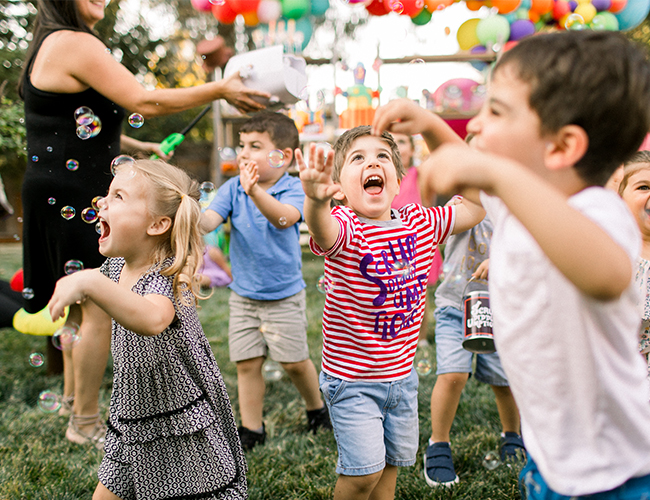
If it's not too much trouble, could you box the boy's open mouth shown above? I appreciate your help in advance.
[364,175,384,195]
[98,219,110,242]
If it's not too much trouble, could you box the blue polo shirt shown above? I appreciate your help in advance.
[208,173,306,300]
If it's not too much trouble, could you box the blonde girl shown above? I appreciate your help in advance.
[619,150,650,392]
[48,159,247,500]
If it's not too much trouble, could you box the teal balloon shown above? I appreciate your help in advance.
[282,0,309,19]
[294,17,313,50]
[476,15,511,48]
[311,0,329,16]
[615,0,650,30]
[411,7,432,25]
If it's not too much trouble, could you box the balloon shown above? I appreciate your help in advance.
[400,0,425,16]
[466,0,484,10]
[425,0,454,9]
[469,45,488,71]
[311,0,330,15]
[591,0,611,10]
[457,18,481,50]
[615,0,650,28]
[574,1,597,20]
[491,0,521,13]
[191,0,214,12]
[476,15,511,48]
[294,17,313,50]
[212,1,238,23]
[231,0,261,12]
[242,10,259,24]
[509,18,536,39]
[553,0,571,18]
[282,0,310,19]
[366,0,390,14]
[531,0,553,13]
[609,0,627,12]
[257,0,282,22]
[592,9,620,27]
[411,5,433,23]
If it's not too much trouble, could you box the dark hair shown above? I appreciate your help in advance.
[18,0,99,99]
[494,31,650,186]
[239,111,300,167]
[332,125,405,183]
[618,150,650,196]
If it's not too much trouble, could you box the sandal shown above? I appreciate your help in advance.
[66,413,106,450]
[58,395,75,417]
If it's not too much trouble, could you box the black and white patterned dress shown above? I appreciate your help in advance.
[97,257,248,500]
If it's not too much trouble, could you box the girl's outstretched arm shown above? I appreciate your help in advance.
[48,269,175,337]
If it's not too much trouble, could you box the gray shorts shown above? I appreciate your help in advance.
[228,289,309,363]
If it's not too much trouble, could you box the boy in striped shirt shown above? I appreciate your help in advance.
[296,125,484,500]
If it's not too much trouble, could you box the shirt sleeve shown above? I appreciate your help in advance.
[279,176,306,220]
[309,206,351,258]
[207,177,236,222]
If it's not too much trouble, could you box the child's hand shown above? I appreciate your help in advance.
[48,269,97,321]
[372,99,429,137]
[296,144,342,202]
[472,259,490,280]
[240,161,260,195]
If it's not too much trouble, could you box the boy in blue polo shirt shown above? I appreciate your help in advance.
[201,111,329,450]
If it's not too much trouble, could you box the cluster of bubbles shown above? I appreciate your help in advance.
[29,352,44,368]
[316,275,332,294]
[74,106,102,140]
[37,391,61,413]
[52,322,82,351]
[128,113,144,129]
[268,149,285,168]
[262,359,284,382]
[64,259,84,275]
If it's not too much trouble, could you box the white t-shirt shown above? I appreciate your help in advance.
[482,187,650,496]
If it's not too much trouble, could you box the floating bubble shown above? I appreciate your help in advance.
[29,352,44,368]
[565,13,585,30]
[66,159,79,171]
[409,58,425,64]
[110,155,136,177]
[74,106,94,125]
[317,275,332,294]
[60,206,76,220]
[394,260,410,277]
[22,287,34,300]
[315,142,333,157]
[88,116,102,137]
[46,146,53,153]
[81,207,98,224]
[52,322,81,351]
[278,216,287,226]
[128,113,144,128]
[17,217,22,223]
[76,125,92,140]
[262,359,283,382]
[95,222,102,235]
[31,155,38,162]
[200,181,215,194]
[92,196,103,210]
[444,84,463,100]
[298,86,326,113]
[209,0,226,4]
[416,357,432,376]
[388,0,404,13]
[48,197,56,205]
[268,149,285,168]
[37,391,61,413]
[482,451,501,470]
[64,259,84,275]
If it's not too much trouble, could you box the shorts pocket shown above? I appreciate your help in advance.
[319,374,347,405]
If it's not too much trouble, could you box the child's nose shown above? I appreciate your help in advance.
[96,197,107,210]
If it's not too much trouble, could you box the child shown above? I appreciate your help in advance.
[296,125,484,500]
[48,159,247,500]
[375,31,650,499]
[618,151,650,389]
[200,111,328,451]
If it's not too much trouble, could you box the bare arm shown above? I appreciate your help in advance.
[48,269,175,336]
[429,143,632,300]
[239,162,301,229]
[200,209,225,235]
[120,135,171,160]
[296,145,341,251]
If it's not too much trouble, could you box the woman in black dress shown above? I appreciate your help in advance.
[19,0,268,447]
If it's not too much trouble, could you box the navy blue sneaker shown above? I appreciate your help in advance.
[499,431,526,462]
[423,441,459,487]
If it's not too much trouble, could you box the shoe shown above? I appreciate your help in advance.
[58,395,74,417]
[423,441,459,487]
[66,413,106,450]
[238,424,266,451]
[499,432,526,462]
[306,405,332,433]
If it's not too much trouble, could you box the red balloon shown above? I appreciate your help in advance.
[553,0,571,19]
[365,0,390,15]
[400,0,425,16]
[609,0,627,12]
[230,0,261,12]
[212,1,238,23]
[10,268,23,292]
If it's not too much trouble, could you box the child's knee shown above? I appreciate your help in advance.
[280,358,311,376]
[336,470,383,496]
[437,372,470,388]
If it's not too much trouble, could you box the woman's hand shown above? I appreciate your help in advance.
[219,71,270,114]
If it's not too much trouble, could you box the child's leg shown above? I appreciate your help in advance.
[492,385,520,434]
[93,482,122,500]
[280,359,323,410]
[369,465,398,500]
[236,356,265,430]
[334,465,398,500]
[430,372,470,442]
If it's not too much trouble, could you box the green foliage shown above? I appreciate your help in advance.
[0,94,26,176]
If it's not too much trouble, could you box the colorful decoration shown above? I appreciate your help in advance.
[336,63,381,129]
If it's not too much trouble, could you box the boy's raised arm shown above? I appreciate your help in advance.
[296,144,341,251]
[429,143,632,301]
[200,209,224,235]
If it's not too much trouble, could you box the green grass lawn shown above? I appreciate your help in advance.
[0,243,522,499]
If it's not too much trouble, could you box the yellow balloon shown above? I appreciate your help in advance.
[457,18,482,51]
[574,2,596,22]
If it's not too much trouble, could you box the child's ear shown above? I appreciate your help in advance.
[282,147,294,167]
[544,124,589,172]
[332,183,346,202]
[148,216,172,236]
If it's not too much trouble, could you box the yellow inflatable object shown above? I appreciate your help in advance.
[457,18,482,51]
[13,306,68,336]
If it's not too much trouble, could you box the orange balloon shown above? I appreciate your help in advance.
[466,0,484,10]
[491,0,521,14]
[242,10,259,25]
[530,0,553,14]
[424,0,454,10]
[528,10,540,22]
[609,0,627,13]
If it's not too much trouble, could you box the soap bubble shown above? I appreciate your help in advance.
[316,275,332,294]
[64,259,84,275]
[95,222,102,234]
[22,287,34,299]
[37,391,61,413]
[48,197,56,205]
[416,357,432,376]
[394,260,410,277]
[46,146,53,153]
[91,196,103,210]
[482,451,501,470]
[200,181,215,194]
[278,216,287,226]
[565,13,585,30]
[297,86,325,113]
[81,207,98,224]
[60,206,76,220]
[110,155,136,177]
[66,159,79,171]
[268,149,285,168]
[52,322,81,351]
[76,125,92,140]
[29,352,44,367]
[128,113,144,128]
[259,323,281,342]
[74,106,94,125]
[262,359,283,382]
[409,58,425,64]
[88,116,102,137]
[209,0,226,5]
[314,142,333,157]
[388,0,404,13]
[31,155,38,162]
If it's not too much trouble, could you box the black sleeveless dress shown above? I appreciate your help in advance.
[22,31,125,313]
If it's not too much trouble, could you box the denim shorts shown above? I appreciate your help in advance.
[434,305,509,386]
[520,454,650,500]
[319,368,419,476]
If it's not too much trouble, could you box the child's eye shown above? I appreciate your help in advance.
[378,152,389,159]
[638,185,650,191]
[352,153,364,161]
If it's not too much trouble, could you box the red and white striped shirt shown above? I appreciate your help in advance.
[311,204,455,381]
